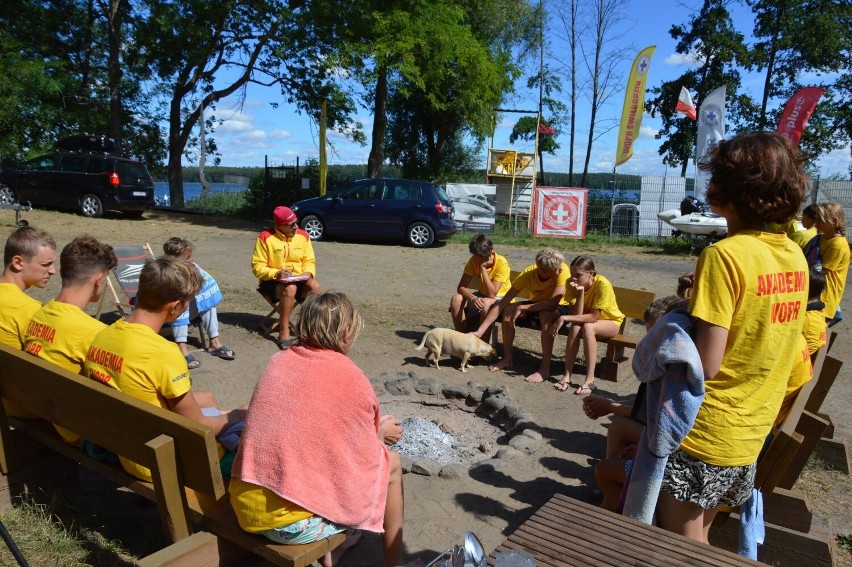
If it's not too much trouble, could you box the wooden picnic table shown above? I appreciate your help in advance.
[488,493,767,567]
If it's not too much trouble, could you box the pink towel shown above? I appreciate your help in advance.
[232,346,390,532]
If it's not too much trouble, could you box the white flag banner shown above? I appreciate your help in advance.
[695,86,726,202]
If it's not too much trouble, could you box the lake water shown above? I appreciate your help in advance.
[153,182,246,206]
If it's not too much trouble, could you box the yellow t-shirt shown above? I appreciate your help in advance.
[84,319,192,481]
[24,300,106,444]
[0,282,41,349]
[462,253,511,297]
[774,336,812,427]
[0,282,42,418]
[562,274,625,326]
[229,477,313,532]
[802,305,827,355]
[684,230,808,466]
[790,227,817,249]
[819,234,850,319]
[511,263,570,304]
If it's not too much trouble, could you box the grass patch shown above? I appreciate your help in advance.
[0,494,139,566]
[185,190,246,215]
[839,534,852,550]
[450,218,698,256]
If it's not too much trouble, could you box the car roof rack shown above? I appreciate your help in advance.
[55,135,121,155]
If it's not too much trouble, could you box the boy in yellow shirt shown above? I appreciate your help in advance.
[0,226,57,418]
[450,234,511,331]
[472,248,569,372]
[802,267,827,358]
[0,226,57,349]
[85,257,246,481]
[24,235,117,444]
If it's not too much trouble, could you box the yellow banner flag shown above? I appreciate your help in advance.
[615,46,655,166]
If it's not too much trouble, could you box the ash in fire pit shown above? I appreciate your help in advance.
[384,403,504,466]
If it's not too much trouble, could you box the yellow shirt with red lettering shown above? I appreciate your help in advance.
[511,263,570,304]
[24,300,106,444]
[562,274,625,326]
[251,227,316,282]
[774,335,812,427]
[85,319,191,481]
[0,283,42,418]
[462,253,512,297]
[684,230,808,466]
[229,477,313,532]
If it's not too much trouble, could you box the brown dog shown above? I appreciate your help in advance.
[416,328,496,372]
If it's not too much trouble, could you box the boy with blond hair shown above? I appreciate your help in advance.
[472,248,569,372]
[85,256,245,481]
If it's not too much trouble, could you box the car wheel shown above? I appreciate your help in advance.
[80,194,104,218]
[0,185,16,205]
[300,215,325,241]
[406,222,435,248]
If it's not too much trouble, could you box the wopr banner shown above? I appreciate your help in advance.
[533,187,588,238]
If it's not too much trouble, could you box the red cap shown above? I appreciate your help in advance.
[273,206,297,226]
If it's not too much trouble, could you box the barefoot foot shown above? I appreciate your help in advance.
[524,371,547,383]
[488,358,512,372]
[320,529,362,567]
[554,380,572,392]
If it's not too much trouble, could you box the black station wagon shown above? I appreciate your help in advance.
[0,136,156,218]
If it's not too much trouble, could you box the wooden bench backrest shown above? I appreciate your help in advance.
[612,287,656,323]
[0,343,225,499]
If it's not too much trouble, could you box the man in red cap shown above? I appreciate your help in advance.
[251,206,321,348]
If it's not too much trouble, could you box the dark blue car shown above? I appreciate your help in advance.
[290,178,457,247]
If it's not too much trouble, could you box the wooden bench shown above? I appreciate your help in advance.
[489,492,766,566]
[469,271,654,381]
[0,343,344,567]
[709,335,844,567]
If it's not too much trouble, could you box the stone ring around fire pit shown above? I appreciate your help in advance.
[372,371,544,480]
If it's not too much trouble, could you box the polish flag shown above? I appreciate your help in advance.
[675,86,697,121]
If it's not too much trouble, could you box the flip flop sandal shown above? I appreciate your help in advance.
[277,338,297,350]
[184,354,201,369]
[574,383,597,396]
[208,345,236,360]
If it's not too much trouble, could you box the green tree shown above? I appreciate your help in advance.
[383,0,537,179]
[644,0,753,176]
[137,0,362,207]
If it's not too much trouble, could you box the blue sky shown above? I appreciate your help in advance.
[203,0,851,178]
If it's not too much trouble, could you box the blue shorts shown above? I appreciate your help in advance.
[260,516,346,545]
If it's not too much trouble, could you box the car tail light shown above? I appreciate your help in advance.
[435,203,452,214]
[110,172,120,186]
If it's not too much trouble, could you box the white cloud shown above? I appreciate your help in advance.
[269,129,292,139]
[215,110,255,133]
[639,125,659,139]
[664,52,702,66]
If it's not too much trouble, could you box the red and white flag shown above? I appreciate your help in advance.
[538,123,556,136]
[776,87,825,148]
[675,86,697,120]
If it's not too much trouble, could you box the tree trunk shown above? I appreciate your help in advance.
[568,0,577,185]
[367,66,387,178]
[168,96,186,208]
[107,0,123,152]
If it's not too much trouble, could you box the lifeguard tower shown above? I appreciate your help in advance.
[485,148,535,220]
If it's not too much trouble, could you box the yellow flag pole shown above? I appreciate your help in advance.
[319,100,328,196]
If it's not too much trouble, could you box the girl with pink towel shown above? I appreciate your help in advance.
[230,291,404,567]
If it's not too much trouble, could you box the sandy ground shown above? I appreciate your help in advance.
[6,208,850,566]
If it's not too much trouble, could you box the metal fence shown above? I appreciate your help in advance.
[483,174,852,240]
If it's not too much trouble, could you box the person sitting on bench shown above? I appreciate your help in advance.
[85,256,246,481]
[472,248,569,373]
[251,206,321,349]
[230,291,404,567]
[449,234,511,332]
[24,235,117,444]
